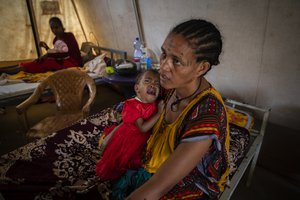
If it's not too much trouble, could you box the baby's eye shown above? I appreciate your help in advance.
[143,79,150,84]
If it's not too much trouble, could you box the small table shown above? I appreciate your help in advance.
[102,73,136,85]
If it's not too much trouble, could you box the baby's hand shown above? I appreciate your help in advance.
[157,100,165,114]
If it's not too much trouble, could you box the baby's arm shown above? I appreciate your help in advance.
[135,100,164,133]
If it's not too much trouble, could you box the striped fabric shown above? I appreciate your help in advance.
[144,87,229,199]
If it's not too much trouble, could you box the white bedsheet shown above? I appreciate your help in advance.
[0,82,39,100]
[0,73,101,101]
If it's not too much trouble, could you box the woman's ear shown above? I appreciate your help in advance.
[196,61,211,76]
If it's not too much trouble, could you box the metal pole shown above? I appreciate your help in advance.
[71,0,88,42]
[26,0,42,57]
[132,0,145,45]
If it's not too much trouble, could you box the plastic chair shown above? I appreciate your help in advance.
[16,69,96,138]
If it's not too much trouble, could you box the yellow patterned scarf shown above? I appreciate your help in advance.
[144,87,230,191]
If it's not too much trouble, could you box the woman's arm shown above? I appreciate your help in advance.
[126,139,212,200]
[39,41,49,50]
[135,101,164,133]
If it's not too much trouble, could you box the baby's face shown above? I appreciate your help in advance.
[135,71,160,103]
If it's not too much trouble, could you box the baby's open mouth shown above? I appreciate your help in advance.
[147,87,157,96]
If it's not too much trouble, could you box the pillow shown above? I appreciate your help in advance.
[226,105,254,130]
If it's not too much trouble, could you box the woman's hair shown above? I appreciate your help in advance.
[49,17,64,30]
[170,19,222,66]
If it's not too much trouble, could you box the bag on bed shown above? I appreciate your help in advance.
[83,54,107,76]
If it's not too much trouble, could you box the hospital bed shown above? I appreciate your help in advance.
[220,98,271,200]
[0,45,131,107]
[0,96,270,199]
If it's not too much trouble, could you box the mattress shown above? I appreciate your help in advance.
[0,102,258,199]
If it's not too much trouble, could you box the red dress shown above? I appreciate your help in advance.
[20,32,82,73]
[96,98,157,181]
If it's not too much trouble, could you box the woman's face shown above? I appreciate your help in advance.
[159,33,203,90]
[135,71,160,103]
[50,21,64,36]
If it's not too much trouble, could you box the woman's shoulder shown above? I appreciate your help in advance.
[190,87,226,117]
[196,87,224,105]
[64,32,75,36]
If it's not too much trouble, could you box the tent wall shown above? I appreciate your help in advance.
[0,0,86,61]
[75,0,300,130]
[0,0,36,60]
[1,0,299,131]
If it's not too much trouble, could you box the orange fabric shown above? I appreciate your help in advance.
[226,106,254,129]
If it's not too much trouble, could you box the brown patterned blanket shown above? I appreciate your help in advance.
[0,105,249,200]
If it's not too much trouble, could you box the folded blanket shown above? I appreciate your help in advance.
[6,71,54,83]
[3,67,87,84]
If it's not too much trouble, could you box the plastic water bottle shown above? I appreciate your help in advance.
[133,37,142,62]
[140,45,152,71]
[146,57,152,70]
[140,51,147,71]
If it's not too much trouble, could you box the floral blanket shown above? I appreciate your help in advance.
[0,105,249,200]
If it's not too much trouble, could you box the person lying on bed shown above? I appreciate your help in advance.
[112,19,230,200]
[19,17,82,73]
[96,69,164,181]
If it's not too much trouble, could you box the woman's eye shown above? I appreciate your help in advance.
[173,58,181,65]
[160,52,166,60]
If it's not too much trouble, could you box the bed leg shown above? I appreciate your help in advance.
[246,142,262,187]
[246,109,270,187]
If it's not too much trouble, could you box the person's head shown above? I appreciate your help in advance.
[49,17,65,37]
[159,19,222,89]
[134,70,160,103]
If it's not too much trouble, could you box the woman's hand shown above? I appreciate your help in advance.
[127,139,212,199]
[39,41,49,50]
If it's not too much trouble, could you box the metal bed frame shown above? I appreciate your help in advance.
[0,45,128,107]
[219,99,271,200]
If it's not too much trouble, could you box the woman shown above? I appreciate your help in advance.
[115,19,230,200]
[20,17,82,73]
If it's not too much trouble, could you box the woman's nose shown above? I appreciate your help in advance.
[159,58,171,72]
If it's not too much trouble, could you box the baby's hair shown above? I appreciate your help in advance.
[135,69,159,84]
[170,19,222,66]
[49,17,64,30]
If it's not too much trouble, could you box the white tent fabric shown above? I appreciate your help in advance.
[0,0,86,62]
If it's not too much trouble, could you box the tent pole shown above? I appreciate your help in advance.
[71,0,88,42]
[26,0,42,57]
[132,0,145,45]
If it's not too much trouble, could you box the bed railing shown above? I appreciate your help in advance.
[220,99,271,200]
[81,42,127,67]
